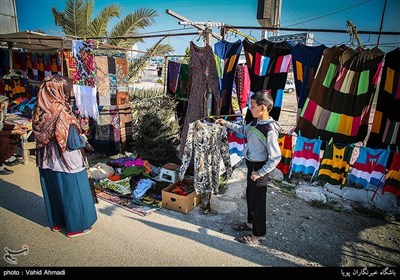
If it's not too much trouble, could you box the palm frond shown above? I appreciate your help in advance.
[87,4,121,37]
[81,0,95,36]
[52,0,88,37]
[153,44,175,56]
[128,37,166,82]
[108,8,157,46]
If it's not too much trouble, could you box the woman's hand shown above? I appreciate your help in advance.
[12,127,26,136]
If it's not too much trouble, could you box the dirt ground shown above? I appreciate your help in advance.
[198,91,400,267]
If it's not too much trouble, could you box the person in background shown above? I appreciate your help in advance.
[0,94,25,175]
[32,75,97,237]
[216,90,281,245]
[157,63,163,78]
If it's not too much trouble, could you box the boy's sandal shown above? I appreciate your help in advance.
[233,222,252,231]
[202,207,218,215]
[237,235,264,245]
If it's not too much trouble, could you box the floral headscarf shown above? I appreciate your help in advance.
[32,75,80,152]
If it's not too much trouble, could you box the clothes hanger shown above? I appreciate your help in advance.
[245,28,257,42]
[2,69,23,80]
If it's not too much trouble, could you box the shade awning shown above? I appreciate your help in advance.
[0,30,70,50]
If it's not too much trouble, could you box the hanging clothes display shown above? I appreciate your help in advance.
[108,56,117,105]
[175,63,190,100]
[214,39,243,114]
[347,147,390,190]
[178,41,220,158]
[235,63,250,112]
[71,40,98,119]
[290,135,322,177]
[277,133,293,175]
[367,47,400,149]
[167,60,181,96]
[115,57,129,105]
[95,56,111,106]
[382,151,400,196]
[317,141,354,186]
[179,120,232,195]
[296,45,385,144]
[291,43,327,114]
[243,38,292,122]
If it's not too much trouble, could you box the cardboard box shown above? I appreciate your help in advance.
[162,179,201,213]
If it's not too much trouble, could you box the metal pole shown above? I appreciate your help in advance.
[8,42,13,69]
[377,0,387,47]
[163,55,167,94]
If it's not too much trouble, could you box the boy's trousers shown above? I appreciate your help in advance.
[246,160,268,237]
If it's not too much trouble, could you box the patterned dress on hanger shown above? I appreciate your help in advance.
[179,41,220,158]
[179,120,232,195]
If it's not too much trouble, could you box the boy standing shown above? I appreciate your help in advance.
[216,90,281,244]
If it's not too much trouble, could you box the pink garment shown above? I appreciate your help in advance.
[124,157,144,167]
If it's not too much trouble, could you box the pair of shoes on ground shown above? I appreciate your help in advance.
[66,227,92,238]
[236,234,265,245]
[233,222,253,231]
[200,205,218,215]
[0,167,14,175]
[52,225,62,232]
[4,158,23,166]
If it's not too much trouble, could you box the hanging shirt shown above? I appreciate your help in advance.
[367,47,400,149]
[290,135,322,177]
[179,120,232,195]
[277,133,293,175]
[291,43,326,112]
[347,147,390,190]
[214,39,243,114]
[243,38,292,122]
[317,142,354,187]
[296,45,385,144]
[383,151,400,196]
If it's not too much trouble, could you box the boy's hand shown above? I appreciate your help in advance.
[215,119,227,126]
[251,171,261,181]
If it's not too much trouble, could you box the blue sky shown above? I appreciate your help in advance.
[15,0,400,54]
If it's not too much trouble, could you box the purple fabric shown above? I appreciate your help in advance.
[167,61,181,93]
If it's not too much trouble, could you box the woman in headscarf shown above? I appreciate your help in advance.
[0,94,26,175]
[32,74,97,237]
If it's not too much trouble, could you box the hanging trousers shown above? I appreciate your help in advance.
[246,160,268,237]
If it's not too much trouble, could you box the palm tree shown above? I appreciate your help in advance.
[129,37,174,82]
[52,0,174,79]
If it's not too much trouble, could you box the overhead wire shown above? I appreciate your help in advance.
[282,0,371,28]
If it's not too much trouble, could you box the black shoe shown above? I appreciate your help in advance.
[0,168,14,175]
[3,158,23,166]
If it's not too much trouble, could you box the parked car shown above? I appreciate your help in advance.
[284,80,295,93]
[146,63,158,70]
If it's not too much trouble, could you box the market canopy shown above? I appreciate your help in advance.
[0,30,71,51]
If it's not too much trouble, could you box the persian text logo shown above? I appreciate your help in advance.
[3,245,29,265]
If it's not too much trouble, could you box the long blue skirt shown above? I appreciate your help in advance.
[39,168,97,232]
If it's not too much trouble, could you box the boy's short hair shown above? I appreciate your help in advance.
[251,90,274,112]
